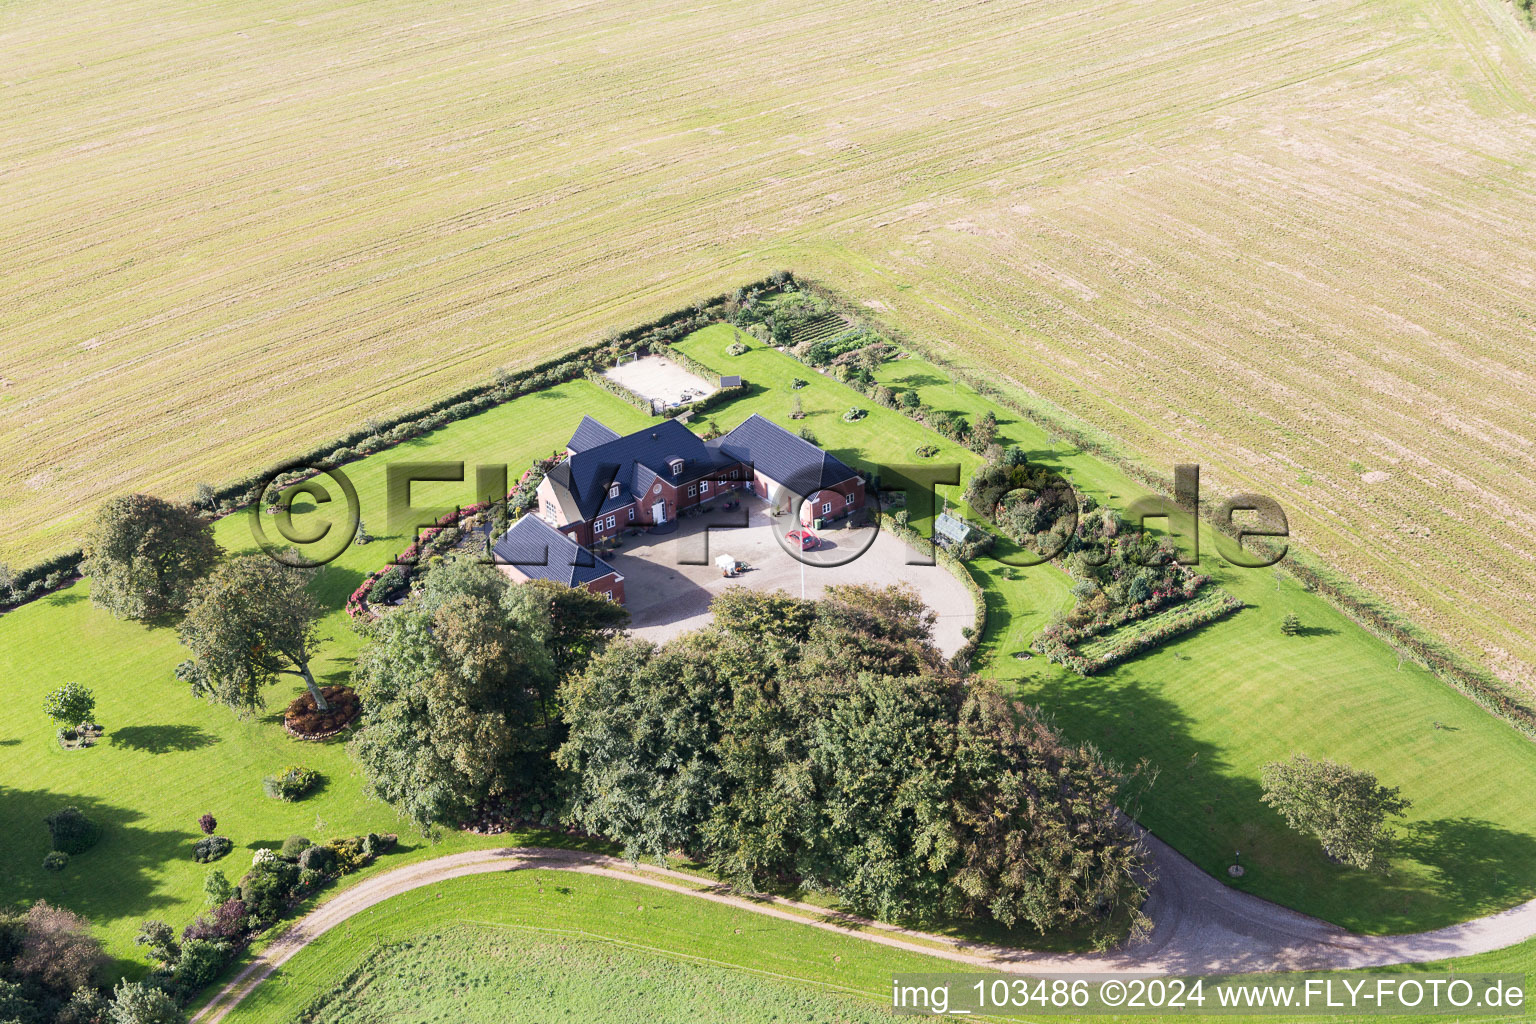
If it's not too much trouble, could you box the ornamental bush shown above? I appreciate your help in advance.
[279,835,311,860]
[262,765,321,801]
[43,850,69,872]
[192,836,232,863]
[46,806,101,855]
[296,844,337,874]
[182,898,246,943]
[43,682,96,728]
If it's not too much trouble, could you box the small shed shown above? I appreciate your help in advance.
[933,511,976,550]
[720,374,743,388]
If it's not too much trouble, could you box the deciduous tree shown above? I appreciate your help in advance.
[81,494,221,620]
[176,555,328,714]
[1260,755,1410,871]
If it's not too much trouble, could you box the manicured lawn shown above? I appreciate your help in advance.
[0,380,655,970]
[11,327,1536,983]
[220,871,930,1024]
[221,870,1536,1024]
[680,332,1536,934]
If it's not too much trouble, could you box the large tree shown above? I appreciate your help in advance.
[557,583,1147,934]
[1261,755,1410,871]
[559,634,742,863]
[81,494,221,620]
[351,556,564,829]
[176,555,329,714]
[948,687,1148,943]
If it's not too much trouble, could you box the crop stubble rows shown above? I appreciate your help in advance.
[3,0,1535,680]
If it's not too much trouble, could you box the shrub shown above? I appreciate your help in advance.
[42,850,69,872]
[296,844,337,874]
[263,765,321,801]
[238,859,299,929]
[46,806,101,855]
[133,920,179,965]
[1282,611,1301,636]
[193,836,233,863]
[203,869,233,906]
[107,979,180,1024]
[169,938,226,997]
[43,682,96,728]
[197,813,217,836]
[796,426,819,445]
[279,835,312,861]
[182,898,246,944]
[726,341,748,356]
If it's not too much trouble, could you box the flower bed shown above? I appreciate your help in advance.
[1035,586,1244,675]
[283,686,360,739]
[345,455,557,619]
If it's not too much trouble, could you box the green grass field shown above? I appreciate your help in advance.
[220,871,925,1024]
[9,325,1536,987]
[219,871,1536,1024]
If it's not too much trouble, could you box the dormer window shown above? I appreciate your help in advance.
[669,458,684,475]
[609,483,621,499]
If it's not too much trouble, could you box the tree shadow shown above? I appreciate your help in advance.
[1400,817,1536,915]
[111,724,219,754]
[1020,660,1525,933]
[44,590,87,607]
[0,784,188,923]
[1291,624,1339,638]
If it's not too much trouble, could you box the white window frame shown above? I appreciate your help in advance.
[687,484,697,497]
[700,480,710,493]
[845,492,855,506]
[822,501,832,515]
[670,459,684,474]
[627,508,635,522]
[606,515,616,530]
[609,483,621,499]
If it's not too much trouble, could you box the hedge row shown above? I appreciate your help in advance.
[583,368,653,414]
[0,275,789,616]
[653,343,719,384]
[347,456,554,618]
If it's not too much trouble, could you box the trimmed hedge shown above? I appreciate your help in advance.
[584,368,653,413]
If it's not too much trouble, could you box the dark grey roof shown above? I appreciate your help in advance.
[492,514,620,587]
[566,415,621,454]
[713,414,861,497]
[551,418,729,521]
[720,375,742,388]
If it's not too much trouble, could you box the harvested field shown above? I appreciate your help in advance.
[4,0,1536,684]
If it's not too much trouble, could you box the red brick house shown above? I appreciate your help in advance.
[504,413,866,605]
